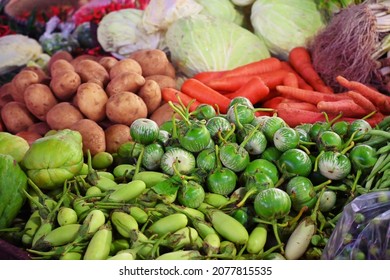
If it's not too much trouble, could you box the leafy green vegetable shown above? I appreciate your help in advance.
[250,0,325,60]
[165,14,270,77]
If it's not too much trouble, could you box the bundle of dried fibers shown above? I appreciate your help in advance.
[309,2,390,94]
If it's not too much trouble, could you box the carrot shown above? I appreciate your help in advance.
[336,75,390,114]
[288,46,334,94]
[345,90,377,113]
[219,57,282,79]
[257,69,290,90]
[280,61,313,90]
[224,76,270,105]
[161,87,201,112]
[276,85,350,105]
[180,78,231,113]
[192,70,227,83]
[317,99,367,118]
[276,107,329,127]
[205,75,254,92]
[282,72,299,88]
[262,96,286,109]
[276,101,319,112]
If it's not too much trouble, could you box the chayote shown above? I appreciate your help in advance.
[0,132,30,163]
[21,129,84,190]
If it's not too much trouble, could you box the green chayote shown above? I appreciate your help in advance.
[0,132,30,163]
[21,129,84,190]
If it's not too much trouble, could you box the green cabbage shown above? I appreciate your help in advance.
[97,8,162,57]
[195,0,245,26]
[250,0,325,60]
[165,14,270,77]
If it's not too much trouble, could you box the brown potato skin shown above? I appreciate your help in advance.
[50,59,75,77]
[149,102,180,127]
[129,49,175,78]
[73,82,108,122]
[70,119,106,155]
[46,102,84,130]
[105,72,145,97]
[48,50,73,73]
[11,70,41,103]
[109,58,142,79]
[138,79,162,115]
[99,56,118,73]
[24,83,58,121]
[16,130,42,145]
[27,121,51,136]
[106,91,148,126]
[1,101,37,134]
[0,82,15,109]
[104,124,132,154]
[145,75,177,90]
[74,59,110,86]
[70,54,99,69]
[50,70,81,101]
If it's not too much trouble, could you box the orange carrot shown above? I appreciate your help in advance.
[219,57,282,79]
[161,87,201,112]
[262,96,286,109]
[192,70,227,83]
[257,69,290,90]
[276,85,350,105]
[276,107,329,127]
[180,78,231,113]
[336,75,390,114]
[205,75,255,92]
[280,61,313,90]
[277,101,319,112]
[345,90,377,113]
[289,47,334,94]
[224,76,270,105]
[317,99,367,118]
[282,72,299,88]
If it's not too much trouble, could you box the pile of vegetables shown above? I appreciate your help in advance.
[1,96,389,260]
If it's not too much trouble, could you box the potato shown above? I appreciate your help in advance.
[74,59,110,87]
[1,101,37,134]
[11,70,41,102]
[99,56,118,73]
[16,131,42,145]
[48,50,73,72]
[145,75,177,90]
[106,91,147,125]
[46,102,84,130]
[149,102,180,127]
[104,124,132,154]
[138,79,162,115]
[70,54,99,69]
[109,58,142,79]
[129,49,176,78]
[24,83,58,121]
[24,66,50,84]
[105,72,145,97]
[27,121,51,136]
[70,119,106,155]
[50,70,81,101]
[73,82,108,122]
[0,82,14,109]
[50,59,75,77]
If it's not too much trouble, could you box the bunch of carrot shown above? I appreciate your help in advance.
[161,46,390,127]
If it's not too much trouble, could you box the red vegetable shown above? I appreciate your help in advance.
[224,76,269,105]
[180,78,231,113]
[161,87,200,112]
[289,46,334,94]
[219,57,282,79]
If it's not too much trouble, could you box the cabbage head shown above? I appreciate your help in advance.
[165,14,270,77]
[195,0,245,26]
[21,129,84,190]
[97,8,161,57]
[250,0,325,60]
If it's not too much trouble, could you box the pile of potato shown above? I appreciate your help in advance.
[0,49,178,155]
